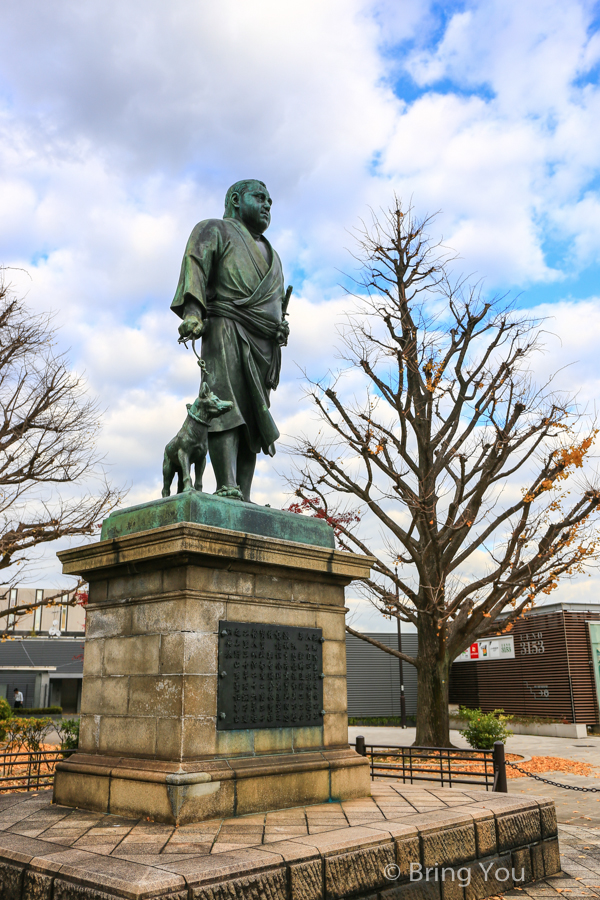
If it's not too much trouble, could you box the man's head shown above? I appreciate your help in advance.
[224,179,272,234]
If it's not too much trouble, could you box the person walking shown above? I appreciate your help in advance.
[13,688,23,709]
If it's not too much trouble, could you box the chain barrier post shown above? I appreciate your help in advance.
[356,735,367,757]
[493,741,508,793]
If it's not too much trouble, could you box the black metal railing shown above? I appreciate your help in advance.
[352,736,508,792]
[0,748,76,793]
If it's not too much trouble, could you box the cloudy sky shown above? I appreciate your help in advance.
[1,0,600,627]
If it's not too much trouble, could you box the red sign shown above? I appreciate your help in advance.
[469,643,479,659]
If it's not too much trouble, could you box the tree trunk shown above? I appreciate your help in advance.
[415,616,451,747]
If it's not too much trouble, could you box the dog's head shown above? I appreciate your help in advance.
[192,381,234,421]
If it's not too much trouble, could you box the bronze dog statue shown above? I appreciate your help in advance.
[162,382,233,496]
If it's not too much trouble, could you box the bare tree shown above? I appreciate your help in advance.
[0,276,123,631]
[291,201,600,747]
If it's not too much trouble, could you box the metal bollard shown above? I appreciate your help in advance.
[356,735,367,757]
[493,740,508,793]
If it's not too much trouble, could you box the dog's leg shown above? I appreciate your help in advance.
[162,452,174,498]
[178,449,193,492]
[194,454,206,492]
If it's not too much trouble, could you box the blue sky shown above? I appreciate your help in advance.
[1,0,600,625]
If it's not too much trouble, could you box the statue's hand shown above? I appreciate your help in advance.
[275,320,290,346]
[178,315,205,341]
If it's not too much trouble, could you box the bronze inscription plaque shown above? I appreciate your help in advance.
[216,620,324,730]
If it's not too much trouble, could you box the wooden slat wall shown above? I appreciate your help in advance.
[450,610,600,724]
[565,612,600,724]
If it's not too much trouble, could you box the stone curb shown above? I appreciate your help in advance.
[0,791,561,900]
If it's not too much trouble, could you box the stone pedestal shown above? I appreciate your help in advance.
[53,504,373,824]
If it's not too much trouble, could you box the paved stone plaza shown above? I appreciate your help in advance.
[0,782,559,899]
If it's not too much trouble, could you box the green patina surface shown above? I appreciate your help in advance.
[100,492,335,549]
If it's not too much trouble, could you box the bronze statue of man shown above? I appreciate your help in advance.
[171,179,290,502]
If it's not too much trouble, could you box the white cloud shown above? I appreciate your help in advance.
[0,0,600,623]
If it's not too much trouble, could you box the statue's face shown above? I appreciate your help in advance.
[235,183,272,234]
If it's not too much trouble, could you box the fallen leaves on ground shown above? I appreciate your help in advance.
[508,757,599,779]
[373,751,599,780]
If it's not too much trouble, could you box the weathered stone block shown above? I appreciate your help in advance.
[473,817,496,858]
[254,574,294,602]
[330,760,370,800]
[315,610,346,642]
[325,843,396,900]
[397,836,420,876]
[80,676,129,716]
[254,727,293,754]
[290,580,344,606]
[511,847,532,884]
[182,675,217,717]
[109,776,173,822]
[107,570,163,601]
[82,639,104,677]
[162,565,187,593]
[86,605,132,639]
[226,601,317,629]
[132,598,188,635]
[323,676,348,713]
[157,716,182,759]
[191,868,287,900]
[77,714,100,751]
[215,728,253,757]
[181,716,217,758]
[22,870,53,900]
[322,640,346,675]
[542,838,561,876]
[421,825,476,867]
[323,713,348,747]
[440,872,465,900]
[53,768,109,813]
[103,634,160,675]
[160,632,217,675]
[0,861,24,900]
[185,599,227,632]
[87,578,108,603]
[465,855,513,900]
[496,809,541,852]
[178,777,234,824]
[53,879,119,900]
[129,675,184,717]
[293,726,324,750]
[98,714,156,756]
[531,843,545,881]
[540,802,558,838]
[289,859,323,900]
[236,768,330,816]
[188,566,254,597]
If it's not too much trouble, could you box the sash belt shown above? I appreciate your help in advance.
[207,300,282,390]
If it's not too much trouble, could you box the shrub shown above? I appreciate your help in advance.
[19,717,54,752]
[17,707,62,716]
[0,697,12,740]
[458,707,513,750]
[56,718,79,754]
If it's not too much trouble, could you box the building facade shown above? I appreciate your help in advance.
[0,588,85,712]
[450,603,600,724]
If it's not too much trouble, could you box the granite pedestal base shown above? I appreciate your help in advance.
[0,784,561,900]
[53,510,373,823]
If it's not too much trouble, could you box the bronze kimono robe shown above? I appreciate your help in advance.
[171,217,285,456]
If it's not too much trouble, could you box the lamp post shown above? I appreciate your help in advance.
[395,565,407,729]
